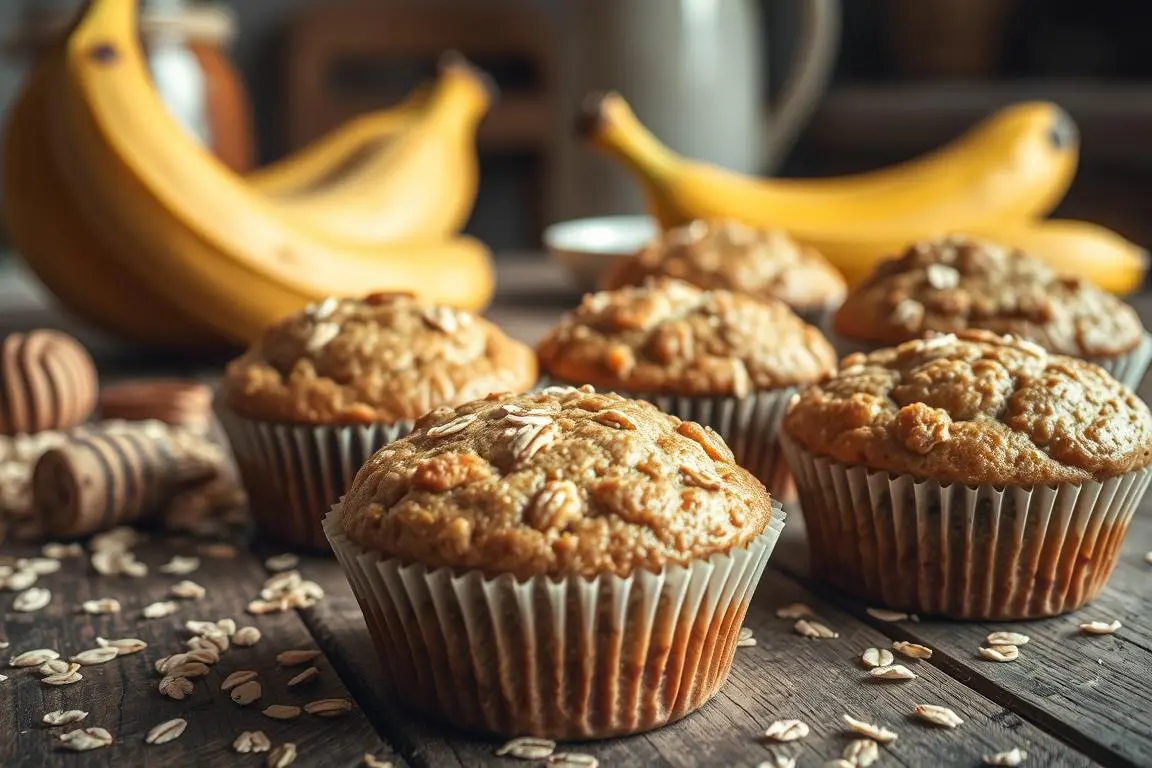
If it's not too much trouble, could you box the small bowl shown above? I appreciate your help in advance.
[544,215,659,292]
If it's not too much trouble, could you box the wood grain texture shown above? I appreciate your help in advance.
[773,510,1152,768]
[298,550,1088,768]
[0,540,402,768]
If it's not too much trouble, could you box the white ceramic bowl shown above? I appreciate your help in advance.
[543,215,659,292]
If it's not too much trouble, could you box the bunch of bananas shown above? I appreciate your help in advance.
[581,92,1147,294]
[2,0,496,348]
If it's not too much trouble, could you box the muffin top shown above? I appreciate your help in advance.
[603,219,847,310]
[784,330,1152,486]
[832,235,1144,358]
[220,293,537,424]
[340,387,775,578]
[537,278,837,396]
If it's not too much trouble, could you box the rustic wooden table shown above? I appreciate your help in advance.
[1,257,1150,768]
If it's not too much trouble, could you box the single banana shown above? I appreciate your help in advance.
[580,92,1078,235]
[2,53,222,347]
[247,84,429,196]
[268,55,491,244]
[799,219,1147,295]
[46,0,494,345]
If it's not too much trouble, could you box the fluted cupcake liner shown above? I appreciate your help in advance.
[793,300,842,338]
[1090,330,1152,391]
[781,432,1152,619]
[215,401,413,551]
[324,499,784,739]
[541,378,796,498]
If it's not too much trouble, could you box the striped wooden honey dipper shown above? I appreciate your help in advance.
[31,421,220,538]
[0,330,97,435]
[99,379,213,433]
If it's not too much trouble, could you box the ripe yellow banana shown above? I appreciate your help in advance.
[268,57,490,244]
[2,53,222,347]
[247,84,429,196]
[43,0,493,345]
[580,92,1078,236]
[799,219,1147,295]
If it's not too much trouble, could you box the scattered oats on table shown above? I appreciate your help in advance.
[142,600,180,619]
[170,580,206,599]
[20,557,62,575]
[986,631,1029,647]
[263,705,302,720]
[233,730,271,753]
[10,648,58,667]
[1144,551,1152,565]
[277,649,322,667]
[265,553,300,572]
[892,640,932,659]
[304,698,353,717]
[287,666,319,687]
[774,602,814,620]
[145,718,188,745]
[548,754,599,767]
[222,670,258,691]
[842,714,899,743]
[913,704,964,728]
[870,664,916,681]
[39,659,71,676]
[866,607,910,622]
[496,736,556,759]
[861,648,894,669]
[13,587,51,612]
[58,727,113,751]
[794,619,838,639]
[42,542,84,559]
[736,627,756,647]
[763,719,809,742]
[842,738,880,767]
[42,710,88,726]
[71,647,119,666]
[363,754,393,768]
[979,645,1020,662]
[5,568,39,591]
[233,626,262,647]
[159,675,194,700]
[757,755,796,768]
[267,742,298,768]
[983,747,1028,766]
[81,598,121,614]
[1080,620,1122,635]
[95,637,147,655]
[159,555,200,575]
[230,679,262,705]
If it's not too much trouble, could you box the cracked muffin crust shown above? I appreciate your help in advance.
[340,387,775,578]
[783,330,1152,486]
[832,235,1145,358]
[220,293,537,424]
[602,220,847,312]
[536,278,837,397]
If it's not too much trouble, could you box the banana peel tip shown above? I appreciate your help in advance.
[438,50,500,103]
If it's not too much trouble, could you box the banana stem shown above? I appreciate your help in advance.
[578,92,680,184]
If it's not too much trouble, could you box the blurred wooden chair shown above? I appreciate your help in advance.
[281,1,556,236]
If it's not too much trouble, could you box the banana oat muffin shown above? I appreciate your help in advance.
[326,387,784,738]
[602,220,846,323]
[832,235,1151,387]
[537,277,835,496]
[220,293,536,423]
[782,329,1152,619]
[216,292,537,550]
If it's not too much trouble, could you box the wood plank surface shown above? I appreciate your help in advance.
[0,540,402,768]
[298,550,1093,768]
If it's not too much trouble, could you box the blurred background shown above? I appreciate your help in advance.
[0,0,1148,254]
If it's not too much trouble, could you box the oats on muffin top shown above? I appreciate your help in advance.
[784,330,1152,485]
[603,220,846,311]
[832,235,1145,358]
[220,293,537,423]
[340,387,775,578]
[537,278,836,397]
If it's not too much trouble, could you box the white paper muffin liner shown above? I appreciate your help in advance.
[832,330,1152,391]
[541,377,796,498]
[324,498,785,739]
[781,432,1152,619]
[215,401,413,551]
[1089,330,1152,391]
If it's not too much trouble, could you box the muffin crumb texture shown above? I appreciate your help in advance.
[340,388,774,578]
[220,294,537,423]
[603,219,846,310]
[833,235,1145,357]
[784,330,1152,485]
[537,278,836,396]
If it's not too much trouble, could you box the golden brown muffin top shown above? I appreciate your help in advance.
[219,293,537,424]
[603,220,847,310]
[340,387,775,578]
[832,235,1145,358]
[537,278,837,396]
[784,330,1152,486]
